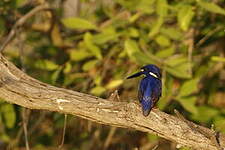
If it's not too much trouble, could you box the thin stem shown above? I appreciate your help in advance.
[58,114,68,150]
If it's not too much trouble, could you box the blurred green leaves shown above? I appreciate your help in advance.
[149,0,167,37]
[125,39,140,61]
[191,106,219,122]
[84,33,103,60]
[178,79,199,97]
[164,56,191,79]
[175,79,199,114]
[177,96,198,115]
[125,39,155,64]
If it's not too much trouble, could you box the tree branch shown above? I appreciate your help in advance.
[0,54,224,150]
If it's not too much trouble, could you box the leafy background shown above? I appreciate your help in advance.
[0,0,225,149]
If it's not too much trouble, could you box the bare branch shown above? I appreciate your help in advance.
[0,54,225,150]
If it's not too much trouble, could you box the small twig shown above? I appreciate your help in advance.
[103,127,117,150]
[58,114,68,150]
[196,26,223,47]
[139,141,158,150]
[151,144,158,150]
[22,108,30,150]
[187,28,194,76]
[0,3,49,52]
[28,112,47,135]
[7,127,23,150]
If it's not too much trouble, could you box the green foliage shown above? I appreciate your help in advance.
[1,0,225,149]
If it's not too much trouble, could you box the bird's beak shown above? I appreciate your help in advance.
[127,71,143,79]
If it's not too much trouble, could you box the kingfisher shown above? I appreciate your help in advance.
[127,64,162,116]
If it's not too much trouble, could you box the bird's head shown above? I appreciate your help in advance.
[127,64,161,79]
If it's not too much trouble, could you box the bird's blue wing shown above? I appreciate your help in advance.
[138,78,153,116]
[151,79,162,106]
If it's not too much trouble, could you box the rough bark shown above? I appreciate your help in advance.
[0,53,224,150]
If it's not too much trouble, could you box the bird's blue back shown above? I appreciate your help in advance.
[138,76,161,116]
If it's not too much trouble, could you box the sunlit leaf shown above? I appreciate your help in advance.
[92,27,119,45]
[69,49,92,61]
[148,0,167,37]
[148,17,164,37]
[155,35,171,47]
[94,76,102,86]
[129,12,142,23]
[63,62,72,74]
[35,60,59,71]
[51,24,63,47]
[127,27,139,38]
[51,67,62,84]
[106,80,123,89]
[165,55,188,66]
[82,60,98,71]
[156,0,167,17]
[160,27,182,40]
[156,46,175,58]
[197,0,225,15]
[91,86,106,96]
[211,56,225,62]
[62,17,97,30]
[136,0,155,14]
[1,104,16,128]
[178,4,195,31]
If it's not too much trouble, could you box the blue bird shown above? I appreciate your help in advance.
[127,64,162,116]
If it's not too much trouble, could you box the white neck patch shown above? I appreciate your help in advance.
[149,72,158,78]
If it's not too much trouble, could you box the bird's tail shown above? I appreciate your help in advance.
[141,99,153,117]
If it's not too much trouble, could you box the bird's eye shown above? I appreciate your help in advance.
[149,72,158,78]
[141,69,144,72]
